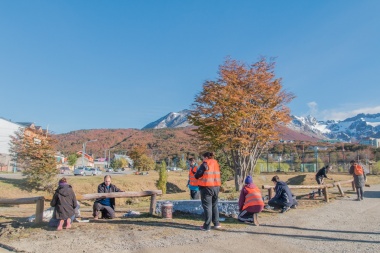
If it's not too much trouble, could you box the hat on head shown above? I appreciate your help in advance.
[245,175,253,184]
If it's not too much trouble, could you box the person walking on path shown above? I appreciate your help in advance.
[50,177,78,231]
[194,152,222,231]
[238,175,264,226]
[187,158,200,200]
[315,165,333,197]
[349,160,366,201]
[93,175,123,219]
[268,175,297,213]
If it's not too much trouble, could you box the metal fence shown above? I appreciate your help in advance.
[258,150,374,174]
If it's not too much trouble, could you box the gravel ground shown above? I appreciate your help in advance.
[0,184,379,253]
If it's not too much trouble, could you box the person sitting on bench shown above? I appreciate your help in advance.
[93,175,123,219]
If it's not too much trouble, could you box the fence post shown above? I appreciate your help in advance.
[35,197,45,224]
[351,181,355,191]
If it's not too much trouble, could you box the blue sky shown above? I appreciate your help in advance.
[1,1,379,134]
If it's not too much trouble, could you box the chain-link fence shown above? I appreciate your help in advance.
[258,150,375,174]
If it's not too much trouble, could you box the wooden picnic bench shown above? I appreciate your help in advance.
[80,190,163,215]
[0,196,45,224]
[262,180,355,202]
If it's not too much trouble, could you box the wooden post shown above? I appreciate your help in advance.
[35,197,45,224]
[268,188,274,200]
[351,181,356,191]
[336,183,344,196]
[323,187,329,202]
[149,194,157,215]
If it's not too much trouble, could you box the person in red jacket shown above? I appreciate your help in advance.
[238,175,264,226]
[194,152,221,231]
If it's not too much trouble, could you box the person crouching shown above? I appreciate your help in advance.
[238,175,264,226]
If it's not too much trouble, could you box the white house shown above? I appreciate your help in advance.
[0,117,24,171]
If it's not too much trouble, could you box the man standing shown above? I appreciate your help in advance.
[93,175,123,219]
[268,175,297,213]
[315,165,333,197]
[195,152,221,231]
[187,158,200,200]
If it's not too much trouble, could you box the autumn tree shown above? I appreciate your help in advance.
[189,57,295,190]
[67,154,78,167]
[9,128,58,192]
[135,154,155,171]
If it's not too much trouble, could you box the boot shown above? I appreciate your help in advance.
[253,213,260,226]
[57,219,64,231]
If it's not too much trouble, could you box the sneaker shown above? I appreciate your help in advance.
[280,206,290,213]
[93,215,99,220]
[290,205,297,209]
[200,226,210,231]
[213,225,222,229]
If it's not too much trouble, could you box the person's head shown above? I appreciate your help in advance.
[326,164,332,171]
[202,152,214,160]
[59,177,67,185]
[245,175,253,185]
[271,175,279,184]
[350,160,357,165]
[104,175,112,186]
[189,158,195,165]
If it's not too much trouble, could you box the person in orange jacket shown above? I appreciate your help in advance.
[349,160,366,201]
[238,175,264,226]
[194,152,221,231]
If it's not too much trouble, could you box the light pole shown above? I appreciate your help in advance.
[82,139,97,167]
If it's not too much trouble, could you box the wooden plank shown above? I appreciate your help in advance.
[81,190,163,200]
[0,197,44,205]
[336,183,344,196]
[268,188,274,199]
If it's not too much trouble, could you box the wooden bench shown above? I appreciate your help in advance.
[262,180,354,203]
[0,196,45,224]
[80,190,163,215]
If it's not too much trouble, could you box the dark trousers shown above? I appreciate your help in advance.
[199,186,220,229]
[316,177,324,196]
[268,196,298,209]
[238,210,255,223]
[93,202,115,219]
[190,190,200,200]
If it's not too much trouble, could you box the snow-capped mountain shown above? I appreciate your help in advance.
[290,113,380,142]
[143,110,380,142]
[142,109,191,129]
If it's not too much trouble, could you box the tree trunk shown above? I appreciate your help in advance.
[234,166,243,191]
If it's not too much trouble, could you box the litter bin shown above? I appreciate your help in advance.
[161,201,173,219]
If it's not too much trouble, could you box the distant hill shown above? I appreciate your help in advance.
[54,125,321,160]
[54,127,200,160]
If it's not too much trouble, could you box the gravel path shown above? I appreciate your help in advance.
[1,185,379,253]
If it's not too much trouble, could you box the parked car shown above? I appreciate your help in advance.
[59,167,71,175]
[74,167,93,176]
[90,168,102,176]
[106,168,114,172]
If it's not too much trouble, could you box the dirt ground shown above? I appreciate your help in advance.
[0,184,379,253]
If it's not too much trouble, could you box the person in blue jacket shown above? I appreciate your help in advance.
[267,175,297,213]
